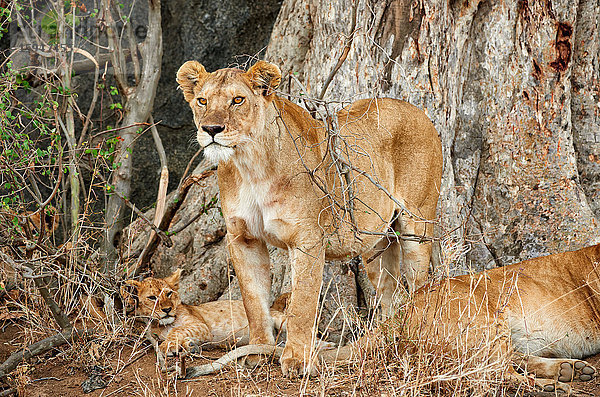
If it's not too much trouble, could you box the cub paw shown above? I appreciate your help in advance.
[558,360,596,382]
[159,339,189,358]
[187,340,202,355]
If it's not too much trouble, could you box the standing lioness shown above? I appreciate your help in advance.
[176,60,442,376]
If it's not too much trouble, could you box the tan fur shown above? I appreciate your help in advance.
[122,270,287,363]
[325,244,600,393]
[176,60,443,376]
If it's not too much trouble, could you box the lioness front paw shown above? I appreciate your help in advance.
[280,356,317,378]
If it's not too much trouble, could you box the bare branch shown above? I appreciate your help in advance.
[0,328,95,380]
[150,116,168,169]
[317,0,359,101]
[131,168,216,277]
[179,149,203,189]
[138,115,170,270]
[101,0,129,93]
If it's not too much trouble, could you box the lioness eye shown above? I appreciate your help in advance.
[232,96,244,105]
[197,97,207,106]
[147,296,157,301]
[166,291,173,298]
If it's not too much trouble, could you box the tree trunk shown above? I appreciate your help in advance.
[102,0,163,273]
[265,0,600,271]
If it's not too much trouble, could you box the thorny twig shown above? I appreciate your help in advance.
[110,188,173,248]
[90,171,173,248]
[167,193,219,236]
[131,167,217,277]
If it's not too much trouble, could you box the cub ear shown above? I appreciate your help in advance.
[124,279,142,289]
[270,292,290,313]
[164,268,182,290]
[245,61,281,98]
[176,61,208,102]
[121,280,141,310]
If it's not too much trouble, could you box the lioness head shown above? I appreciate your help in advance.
[176,60,282,164]
[122,269,182,325]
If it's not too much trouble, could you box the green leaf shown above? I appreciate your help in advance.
[41,10,59,37]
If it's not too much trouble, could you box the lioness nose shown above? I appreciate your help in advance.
[162,307,172,314]
[202,124,225,137]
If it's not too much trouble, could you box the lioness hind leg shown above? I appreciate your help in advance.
[397,214,432,293]
[364,238,403,318]
[515,354,596,383]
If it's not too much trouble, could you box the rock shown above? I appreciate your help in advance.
[81,366,108,394]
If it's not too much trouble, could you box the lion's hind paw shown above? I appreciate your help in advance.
[558,360,596,382]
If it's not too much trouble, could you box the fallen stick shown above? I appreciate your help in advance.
[0,328,95,380]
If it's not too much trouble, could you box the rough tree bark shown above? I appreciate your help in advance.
[265,0,600,271]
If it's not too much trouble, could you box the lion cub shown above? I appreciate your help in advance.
[122,269,287,362]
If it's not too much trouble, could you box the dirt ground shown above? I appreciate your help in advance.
[2,323,600,397]
[0,323,357,397]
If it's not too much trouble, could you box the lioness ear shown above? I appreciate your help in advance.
[176,61,208,102]
[164,268,182,290]
[245,61,281,98]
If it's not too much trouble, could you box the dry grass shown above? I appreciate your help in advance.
[0,225,528,397]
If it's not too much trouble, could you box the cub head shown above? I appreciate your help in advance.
[122,269,182,326]
[176,60,282,164]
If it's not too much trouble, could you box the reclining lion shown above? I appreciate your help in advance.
[321,243,600,393]
[176,60,443,376]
